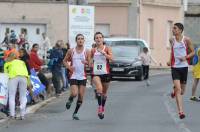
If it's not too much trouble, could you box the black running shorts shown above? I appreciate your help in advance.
[70,79,87,86]
[171,67,188,84]
[93,74,111,83]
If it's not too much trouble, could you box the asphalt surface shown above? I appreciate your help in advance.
[1,69,200,132]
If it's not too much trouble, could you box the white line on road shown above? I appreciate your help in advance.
[163,93,192,132]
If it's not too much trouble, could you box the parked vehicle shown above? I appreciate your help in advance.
[104,37,149,80]
[104,37,149,51]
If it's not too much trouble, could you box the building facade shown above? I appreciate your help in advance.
[89,0,134,37]
[184,0,200,47]
[138,0,184,66]
[0,0,68,48]
[0,0,184,66]
[90,0,184,66]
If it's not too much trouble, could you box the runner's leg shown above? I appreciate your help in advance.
[174,80,185,119]
[191,78,199,97]
[66,84,78,110]
[73,84,86,120]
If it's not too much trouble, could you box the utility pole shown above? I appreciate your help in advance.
[68,0,88,5]
[77,0,88,5]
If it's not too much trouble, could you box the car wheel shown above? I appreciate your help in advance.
[135,75,144,81]
[135,69,144,81]
[110,75,113,81]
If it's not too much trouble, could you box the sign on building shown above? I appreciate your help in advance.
[69,5,95,49]
[0,73,9,105]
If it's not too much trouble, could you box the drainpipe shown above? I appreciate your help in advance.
[183,0,188,12]
[68,0,88,5]
[137,0,141,38]
[182,0,188,24]
[77,0,88,5]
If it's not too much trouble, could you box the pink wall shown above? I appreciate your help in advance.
[139,5,183,66]
[95,5,129,36]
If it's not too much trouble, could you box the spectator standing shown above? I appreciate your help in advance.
[4,53,28,120]
[17,32,26,49]
[1,32,10,46]
[49,40,63,96]
[61,42,70,91]
[41,33,51,59]
[19,48,36,103]
[0,46,4,72]
[10,30,17,45]
[4,43,19,60]
[139,47,157,86]
[190,48,200,101]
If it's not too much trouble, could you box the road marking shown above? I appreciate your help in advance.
[163,93,192,132]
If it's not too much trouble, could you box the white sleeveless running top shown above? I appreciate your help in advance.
[70,48,86,80]
[171,36,188,68]
[92,46,110,75]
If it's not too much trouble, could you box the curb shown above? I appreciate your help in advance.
[0,96,57,125]
[26,96,56,114]
[0,90,70,124]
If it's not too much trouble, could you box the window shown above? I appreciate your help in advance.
[166,21,173,49]
[36,28,40,35]
[21,28,27,34]
[147,18,154,49]
[6,28,10,33]
[95,24,110,37]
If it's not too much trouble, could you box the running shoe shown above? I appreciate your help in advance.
[179,112,185,119]
[190,96,199,101]
[146,80,150,86]
[8,116,16,120]
[72,114,80,120]
[170,91,175,99]
[20,116,25,120]
[66,101,72,110]
[98,106,104,119]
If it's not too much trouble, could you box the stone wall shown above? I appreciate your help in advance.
[185,3,200,46]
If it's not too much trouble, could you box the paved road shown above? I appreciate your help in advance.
[0,72,200,132]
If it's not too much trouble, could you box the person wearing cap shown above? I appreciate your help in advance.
[4,53,28,120]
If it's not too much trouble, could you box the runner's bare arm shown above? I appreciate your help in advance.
[103,47,113,61]
[89,48,95,68]
[63,49,73,72]
[86,49,91,65]
[185,37,195,59]
[167,38,173,66]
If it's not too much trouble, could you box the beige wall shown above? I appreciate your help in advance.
[0,2,130,46]
[139,3,184,66]
[94,5,129,36]
[0,2,68,46]
[88,0,132,3]
[142,0,181,6]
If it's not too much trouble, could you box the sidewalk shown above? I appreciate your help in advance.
[0,67,172,124]
[0,90,69,124]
